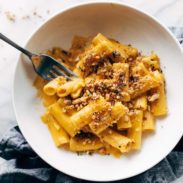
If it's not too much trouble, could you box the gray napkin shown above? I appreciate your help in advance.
[0,27,182,183]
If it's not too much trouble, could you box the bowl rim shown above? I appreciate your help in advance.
[12,1,183,182]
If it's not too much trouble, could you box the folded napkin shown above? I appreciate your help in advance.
[0,27,183,183]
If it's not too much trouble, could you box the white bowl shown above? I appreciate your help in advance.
[13,2,183,181]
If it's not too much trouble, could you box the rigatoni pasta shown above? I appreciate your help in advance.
[35,33,167,157]
[43,76,66,96]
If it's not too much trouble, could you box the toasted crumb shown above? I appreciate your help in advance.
[62,108,67,113]
[33,11,43,19]
[22,15,30,20]
[148,93,159,102]
[5,11,16,22]
[64,98,72,105]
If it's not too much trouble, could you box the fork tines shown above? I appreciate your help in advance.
[47,57,77,81]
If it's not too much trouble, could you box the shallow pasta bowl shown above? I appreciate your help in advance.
[13,1,183,182]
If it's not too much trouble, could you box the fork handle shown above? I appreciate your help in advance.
[0,33,34,58]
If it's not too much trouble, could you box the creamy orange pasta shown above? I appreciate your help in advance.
[34,33,167,157]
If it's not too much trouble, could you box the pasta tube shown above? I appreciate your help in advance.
[43,76,66,96]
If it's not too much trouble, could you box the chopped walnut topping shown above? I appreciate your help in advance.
[72,96,88,105]
[129,75,139,83]
[127,57,133,62]
[82,139,92,145]
[64,98,72,105]
[91,111,102,122]
[82,53,103,76]
[112,50,121,58]
[84,78,127,102]
[98,147,107,154]
[62,95,101,112]
[76,132,95,139]
[128,110,135,116]
[148,93,160,102]
[97,61,113,79]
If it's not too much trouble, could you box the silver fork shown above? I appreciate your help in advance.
[0,33,77,81]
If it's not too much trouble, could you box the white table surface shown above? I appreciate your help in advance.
[0,0,183,181]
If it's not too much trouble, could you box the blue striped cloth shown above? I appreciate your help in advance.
[0,27,183,183]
